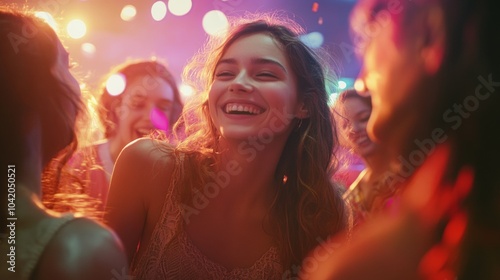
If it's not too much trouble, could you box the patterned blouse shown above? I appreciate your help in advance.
[131,180,283,279]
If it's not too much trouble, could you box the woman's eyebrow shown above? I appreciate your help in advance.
[216,58,237,67]
[250,57,287,73]
[216,57,287,73]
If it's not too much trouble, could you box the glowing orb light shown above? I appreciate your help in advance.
[151,1,168,21]
[121,5,137,21]
[67,19,86,39]
[106,74,127,96]
[202,10,229,36]
[168,0,192,16]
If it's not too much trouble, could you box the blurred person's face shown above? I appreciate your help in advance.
[113,75,174,148]
[350,0,438,158]
[339,97,378,158]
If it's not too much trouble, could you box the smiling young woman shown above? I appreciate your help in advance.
[44,60,183,219]
[104,13,349,279]
[332,89,397,227]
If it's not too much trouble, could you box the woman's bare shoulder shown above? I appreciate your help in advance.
[121,138,176,164]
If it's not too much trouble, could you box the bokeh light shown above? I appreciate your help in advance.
[354,78,366,93]
[179,83,195,103]
[81,42,96,57]
[151,1,168,21]
[35,11,58,32]
[121,5,137,21]
[312,2,319,12]
[168,0,192,16]
[338,80,347,90]
[202,10,229,36]
[67,19,87,39]
[106,74,126,96]
[300,31,324,49]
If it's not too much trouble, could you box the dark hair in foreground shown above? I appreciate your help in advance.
[437,0,500,278]
[176,13,348,272]
[0,6,103,218]
[350,0,500,278]
[0,6,86,214]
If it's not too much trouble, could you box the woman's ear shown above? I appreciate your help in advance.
[419,4,446,75]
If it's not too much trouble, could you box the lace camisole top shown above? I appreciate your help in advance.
[131,182,283,279]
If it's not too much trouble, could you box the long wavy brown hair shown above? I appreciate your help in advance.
[173,13,349,273]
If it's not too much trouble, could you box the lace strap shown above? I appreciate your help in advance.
[131,154,183,276]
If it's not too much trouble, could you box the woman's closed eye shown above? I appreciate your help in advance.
[215,71,235,79]
[126,95,147,110]
[128,100,145,110]
[256,72,279,80]
[156,102,173,114]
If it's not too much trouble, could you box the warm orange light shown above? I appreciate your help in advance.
[66,19,86,39]
[81,42,96,57]
[35,11,58,32]
[312,2,319,12]
[354,78,366,93]
[121,5,137,21]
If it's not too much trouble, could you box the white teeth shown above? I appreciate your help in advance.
[225,103,262,115]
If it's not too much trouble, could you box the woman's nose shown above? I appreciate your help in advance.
[228,72,253,93]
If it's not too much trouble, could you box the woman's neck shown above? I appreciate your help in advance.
[363,152,392,180]
[209,138,284,212]
[107,137,124,163]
